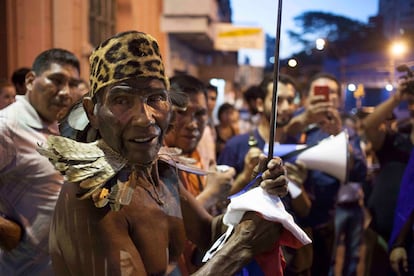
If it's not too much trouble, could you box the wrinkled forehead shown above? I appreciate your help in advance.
[97,78,167,99]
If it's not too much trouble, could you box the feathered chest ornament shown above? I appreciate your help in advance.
[37,136,207,210]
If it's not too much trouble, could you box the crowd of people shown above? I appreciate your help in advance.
[0,29,413,276]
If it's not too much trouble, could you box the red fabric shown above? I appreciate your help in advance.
[279,225,306,249]
[255,242,285,276]
[255,224,308,276]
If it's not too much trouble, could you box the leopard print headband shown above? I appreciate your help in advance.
[89,31,169,97]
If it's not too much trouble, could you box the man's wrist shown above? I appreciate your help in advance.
[231,170,252,195]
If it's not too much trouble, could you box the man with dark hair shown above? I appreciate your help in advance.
[363,73,414,275]
[164,74,235,206]
[164,74,237,273]
[11,67,31,95]
[217,73,312,275]
[286,72,367,276]
[288,72,342,136]
[197,83,218,169]
[40,31,290,275]
[215,102,240,156]
[206,84,218,115]
[243,84,266,116]
[0,80,16,109]
[0,48,80,274]
[218,73,300,175]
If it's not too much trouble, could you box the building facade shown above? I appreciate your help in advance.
[379,0,414,38]
[1,0,245,89]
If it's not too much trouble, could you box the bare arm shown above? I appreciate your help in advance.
[285,94,334,137]
[230,147,262,195]
[180,182,215,251]
[362,75,414,150]
[362,93,400,151]
[285,111,310,137]
[192,212,282,275]
[181,156,288,275]
[0,216,22,251]
[196,168,235,209]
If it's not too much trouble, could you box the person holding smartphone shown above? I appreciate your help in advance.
[285,72,367,276]
[363,71,414,276]
[287,73,343,138]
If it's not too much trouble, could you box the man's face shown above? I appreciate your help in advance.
[309,77,340,108]
[90,78,172,165]
[221,108,239,124]
[27,63,80,123]
[207,89,217,117]
[0,85,16,109]
[264,82,296,127]
[164,91,208,154]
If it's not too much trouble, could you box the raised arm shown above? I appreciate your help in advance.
[362,77,414,151]
[361,92,400,150]
[196,167,235,210]
[285,94,338,137]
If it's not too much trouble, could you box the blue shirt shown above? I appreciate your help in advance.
[217,129,265,175]
[218,129,298,175]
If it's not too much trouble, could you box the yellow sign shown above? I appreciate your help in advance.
[214,23,264,51]
[353,84,365,98]
[218,28,262,37]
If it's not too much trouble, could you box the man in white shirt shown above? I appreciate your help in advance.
[0,48,80,275]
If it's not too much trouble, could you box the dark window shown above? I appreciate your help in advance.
[89,0,116,47]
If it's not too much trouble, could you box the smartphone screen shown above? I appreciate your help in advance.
[314,86,330,101]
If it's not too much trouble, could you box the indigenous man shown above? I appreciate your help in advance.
[40,31,289,275]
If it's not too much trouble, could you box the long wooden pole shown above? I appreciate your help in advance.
[267,0,283,161]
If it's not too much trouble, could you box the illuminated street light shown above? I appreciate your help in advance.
[385,84,393,91]
[390,41,408,57]
[347,83,356,91]
[316,38,326,51]
[389,40,408,87]
[288,58,298,67]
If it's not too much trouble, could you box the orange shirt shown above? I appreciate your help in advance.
[177,150,207,275]
[179,150,206,197]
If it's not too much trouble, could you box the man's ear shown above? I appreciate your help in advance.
[256,98,264,113]
[25,71,36,92]
[83,97,98,129]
